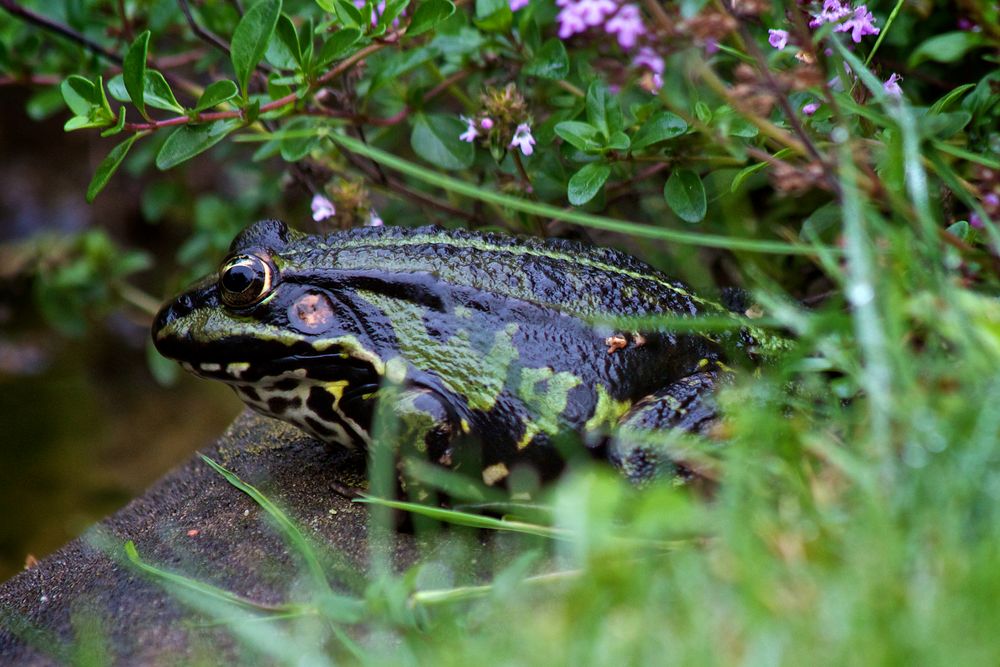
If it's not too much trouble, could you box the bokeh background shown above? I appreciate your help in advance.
[0,85,248,581]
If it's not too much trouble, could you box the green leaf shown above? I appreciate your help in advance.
[106,71,184,114]
[930,83,975,115]
[524,38,569,80]
[410,113,474,170]
[265,13,301,69]
[87,133,141,203]
[474,0,511,32]
[631,111,687,150]
[106,75,129,102]
[194,80,239,112]
[375,0,409,34]
[408,0,455,37]
[909,31,990,67]
[323,0,364,29]
[606,131,629,151]
[155,120,241,170]
[100,107,127,137]
[64,115,100,131]
[554,121,601,152]
[663,169,706,223]
[61,75,98,116]
[586,81,611,137]
[142,71,184,114]
[316,27,362,67]
[731,162,767,192]
[279,117,320,161]
[123,30,150,118]
[946,220,970,241]
[567,162,611,206]
[920,111,972,140]
[799,201,840,241]
[231,0,283,96]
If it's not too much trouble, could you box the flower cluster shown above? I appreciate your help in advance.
[809,0,880,43]
[771,1,880,54]
[458,84,536,157]
[549,0,662,92]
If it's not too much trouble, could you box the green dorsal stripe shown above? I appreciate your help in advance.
[289,232,727,314]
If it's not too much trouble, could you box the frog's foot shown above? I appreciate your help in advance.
[608,372,718,484]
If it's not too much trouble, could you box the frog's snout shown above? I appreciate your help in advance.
[154,293,193,333]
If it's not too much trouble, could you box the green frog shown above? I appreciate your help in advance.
[153,219,772,485]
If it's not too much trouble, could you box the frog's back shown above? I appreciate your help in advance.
[277,225,719,320]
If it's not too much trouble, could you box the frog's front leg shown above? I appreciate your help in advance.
[389,387,458,467]
[608,371,718,484]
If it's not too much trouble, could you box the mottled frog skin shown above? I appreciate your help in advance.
[153,220,762,485]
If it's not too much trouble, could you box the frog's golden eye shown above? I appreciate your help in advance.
[219,254,275,308]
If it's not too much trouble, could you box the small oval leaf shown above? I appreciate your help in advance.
[410,114,474,170]
[567,162,611,206]
[316,28,362,67]
[155,120,241,170]
[61,75,98,116]
[663,169,706,223]
[87,133,141,202]
[631,111,687,150]
[524,39,569,80]
[142,71,184,113]
[123,31,150,118]
[231,0,283,96]
[408,0,455,37]
[194,80,239,112]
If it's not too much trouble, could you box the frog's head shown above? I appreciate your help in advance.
[152,219,386,387]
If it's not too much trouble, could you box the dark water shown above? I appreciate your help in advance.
[0,339,237,580]
[0,88,239,581]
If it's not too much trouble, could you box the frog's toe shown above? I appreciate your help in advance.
[608,372,718,484]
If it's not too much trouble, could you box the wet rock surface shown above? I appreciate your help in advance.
[0,411,411,665]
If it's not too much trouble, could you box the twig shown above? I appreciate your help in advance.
[116,0,133,41]
[0,0,123,64]
[641,0,673,33]
[178,0,232,57]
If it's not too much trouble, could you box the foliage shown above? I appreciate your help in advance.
[2,0,1000,663]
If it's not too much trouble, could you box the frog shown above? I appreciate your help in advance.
[153,219,771,486]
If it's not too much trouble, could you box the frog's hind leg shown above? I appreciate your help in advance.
[608,371,718,484]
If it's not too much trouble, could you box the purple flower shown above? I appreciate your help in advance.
[802,102,820,116]
[459,115,478,142]
[557,0,617,39]
[605,4,646,50]
[834,4,879,42]
[809,0,851,28]
[633,46,664,91]
[985,193,1000,208]
[311,194,335,222]
[970,213,984,229]
[768,29,789,50]
[557,5,588,38]
[366,209,384,227]
[480,117,495,130]
[509,123,536,156]
[882,72,902,97]
[509,0,529,10]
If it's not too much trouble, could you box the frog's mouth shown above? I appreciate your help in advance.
[181,349,377,384]
[156,335,374,384]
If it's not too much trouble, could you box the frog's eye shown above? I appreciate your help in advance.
[219,254,275,308]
